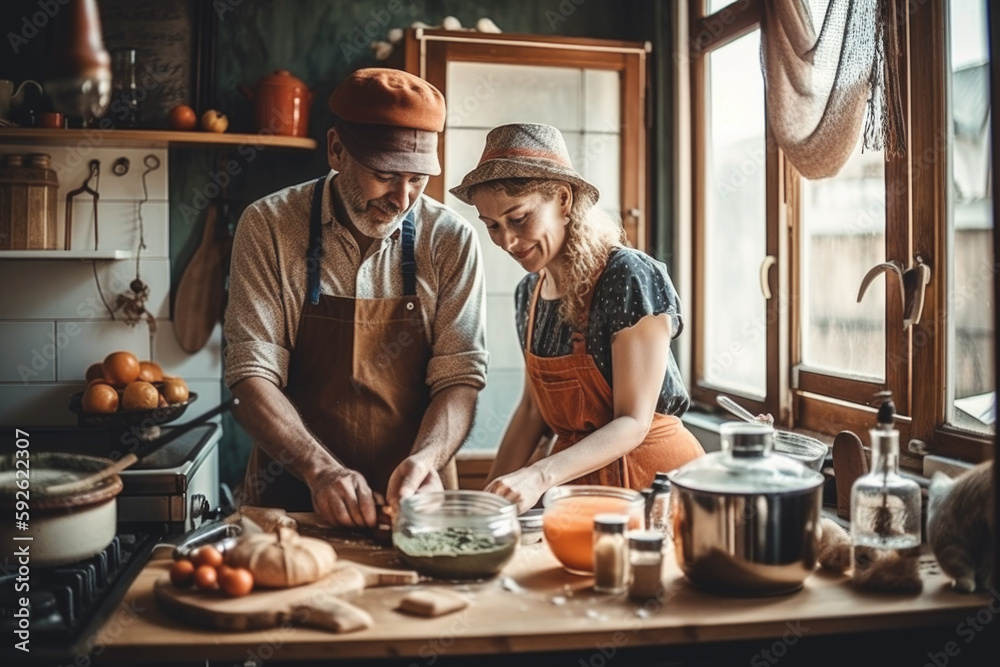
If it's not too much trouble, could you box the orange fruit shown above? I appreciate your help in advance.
[102,351,140,387]
[138,360,164,383]
[82,383,119,413]
[168,104,198,131]
[122,381,159,410]
[161,377,189,404]
[85,362,106,383]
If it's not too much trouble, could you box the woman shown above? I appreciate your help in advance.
[450,123,704,513]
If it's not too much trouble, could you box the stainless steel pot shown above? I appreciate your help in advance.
[669,422,825,596]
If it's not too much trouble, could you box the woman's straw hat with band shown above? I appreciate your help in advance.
[450,123,600,206]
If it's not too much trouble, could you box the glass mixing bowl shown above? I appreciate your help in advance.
[392,490,520,580]
[541,485,645,575]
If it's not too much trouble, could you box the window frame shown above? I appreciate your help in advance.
[399,28,651,249]
[685,0,994,463]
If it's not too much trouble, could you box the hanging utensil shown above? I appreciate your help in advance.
[45,397,238,495]
[65,159,100,250]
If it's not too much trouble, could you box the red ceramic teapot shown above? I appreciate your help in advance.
[239,70,314,138]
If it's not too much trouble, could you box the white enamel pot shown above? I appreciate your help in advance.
[0,452,123,567]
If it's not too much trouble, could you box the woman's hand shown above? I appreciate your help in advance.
[484,466,548,514]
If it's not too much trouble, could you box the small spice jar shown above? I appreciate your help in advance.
[628,530,664,600]
[648,473,672,541]
[592,513,629,594]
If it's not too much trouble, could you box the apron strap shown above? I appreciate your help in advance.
[525,271,544,353]
[306,176,326,306]
[307,179,419,302]
[526,269,600,355]
[401,209,417,297]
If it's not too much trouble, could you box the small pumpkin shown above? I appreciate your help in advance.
[226,527,337,588]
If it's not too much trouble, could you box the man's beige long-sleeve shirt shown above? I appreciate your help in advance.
[224,171,489,395]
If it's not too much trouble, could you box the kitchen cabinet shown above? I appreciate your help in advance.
[88,524,994,666]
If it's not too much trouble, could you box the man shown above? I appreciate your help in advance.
[224,68,488,528]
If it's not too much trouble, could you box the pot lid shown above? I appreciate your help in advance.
[670,423,823,495]
[255,69,309,90]
[0,452,123,509]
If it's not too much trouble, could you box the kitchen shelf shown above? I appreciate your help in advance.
[0,249,137,260]
[0,128,316,150]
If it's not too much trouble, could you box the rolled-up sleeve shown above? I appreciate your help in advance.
[224,205,292,389]
[425,214,489,395]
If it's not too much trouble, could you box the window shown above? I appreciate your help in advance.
[685,0,994,462]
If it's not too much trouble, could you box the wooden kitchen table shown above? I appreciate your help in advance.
[90,531,997,667]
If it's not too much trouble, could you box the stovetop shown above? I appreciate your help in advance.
[0,530,158,662]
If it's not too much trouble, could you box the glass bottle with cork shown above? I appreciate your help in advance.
[849,393,923,590]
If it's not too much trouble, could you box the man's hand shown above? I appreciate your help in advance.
[386,456,443,510]
[484,466,548,515]
[309,466,377,528]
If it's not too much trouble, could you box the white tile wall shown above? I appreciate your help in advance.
[0,257,171,321]
[0,146,224,427]
[153,323,224,381]
[55,321,152,381]
[0,321,56,382]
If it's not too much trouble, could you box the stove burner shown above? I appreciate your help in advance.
[0,532,156,660]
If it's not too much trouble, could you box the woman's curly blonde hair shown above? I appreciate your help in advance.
[471,178,627,330]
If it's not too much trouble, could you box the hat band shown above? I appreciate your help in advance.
[478,147,572,168]
[336,120,439,173]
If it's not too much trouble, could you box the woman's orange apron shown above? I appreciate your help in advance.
[523,271,704,490]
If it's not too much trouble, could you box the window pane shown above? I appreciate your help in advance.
[947,0,994,434]
[800,140,886,380]
[702,31,766,397]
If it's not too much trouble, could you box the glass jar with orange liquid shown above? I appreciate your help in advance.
[540,486,645,574]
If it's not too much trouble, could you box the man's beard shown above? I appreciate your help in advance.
[337,171,406,239]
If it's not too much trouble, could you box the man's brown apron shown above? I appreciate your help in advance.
[242,177,456,510]
[524,271,705,491]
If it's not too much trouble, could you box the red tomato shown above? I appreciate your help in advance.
[169,559,195,588]
[194,545,224,569]
[193,565,218,590]
[219,567,254,597]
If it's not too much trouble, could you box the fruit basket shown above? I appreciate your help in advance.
[68,390,198,431]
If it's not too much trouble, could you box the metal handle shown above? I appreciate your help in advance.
[759,255,776,300]
[856,257,932,330]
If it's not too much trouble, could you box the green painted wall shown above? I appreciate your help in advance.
[165,0,665,488]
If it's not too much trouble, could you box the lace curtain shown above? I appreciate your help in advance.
[761,0,906,179]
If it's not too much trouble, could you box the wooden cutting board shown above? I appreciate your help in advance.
[173,202,224,354]
[155,564,376,633]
